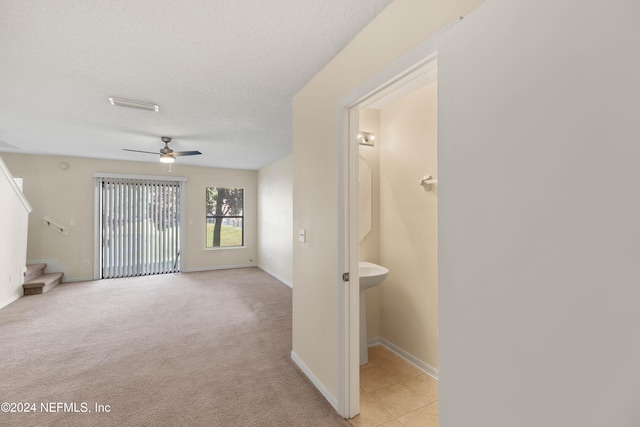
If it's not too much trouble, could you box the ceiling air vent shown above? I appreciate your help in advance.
[108,97,159,112]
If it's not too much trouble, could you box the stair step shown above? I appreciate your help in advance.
[24,263,47,282]
[23,272,63,295]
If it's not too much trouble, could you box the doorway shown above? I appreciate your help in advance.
[337,20,456,418]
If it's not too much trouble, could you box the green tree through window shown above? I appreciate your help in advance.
[206,187,244,247]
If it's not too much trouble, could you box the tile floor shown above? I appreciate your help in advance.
[348,345,438,427]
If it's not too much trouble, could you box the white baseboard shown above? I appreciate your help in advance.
[63,276,95,283]
[368,336,439,381]
[0,293,21,310]
[182,263,257,273]
[290,351,339,412]
[63,266,260,281]
[258,265,293,288]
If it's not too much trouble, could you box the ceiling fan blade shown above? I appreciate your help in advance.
[172,150,202,157]
[123,149,159,155]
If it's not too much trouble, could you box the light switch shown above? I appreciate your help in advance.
[298,229,306,243]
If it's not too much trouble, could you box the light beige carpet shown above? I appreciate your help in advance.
[0,268,349,427]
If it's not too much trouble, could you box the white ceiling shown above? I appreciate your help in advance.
[0,0,393,170]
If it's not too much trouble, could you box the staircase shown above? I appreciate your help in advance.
[23,263,64,295]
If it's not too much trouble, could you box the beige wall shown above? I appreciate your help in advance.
[2,153,257,281]
[257,155,293,286]
[379,82,438,368]
[293,0,483,403]
[0,157,31,308]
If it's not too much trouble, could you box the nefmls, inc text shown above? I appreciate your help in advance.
[40,402,111,413]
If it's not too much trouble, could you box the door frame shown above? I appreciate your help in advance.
[335,19,459,418]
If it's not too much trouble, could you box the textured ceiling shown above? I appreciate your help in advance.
[0,0,393,170]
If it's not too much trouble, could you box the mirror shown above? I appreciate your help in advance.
[359,155,372,242]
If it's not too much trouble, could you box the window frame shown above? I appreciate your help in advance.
[205,187,245,249]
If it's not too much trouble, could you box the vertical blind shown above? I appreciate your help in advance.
[99,177,183,279]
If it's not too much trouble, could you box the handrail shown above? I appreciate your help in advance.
[43,215,69,236]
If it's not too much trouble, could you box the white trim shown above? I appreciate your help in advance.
[335,105,359,417]
[291,351,339,413]
[368,337,439,381]
[62,276,95,283]
[335,17,459,417]
[0,294,22,310]
[258,266,293,288]
[93,172,188,182]
[0,156,32,213]
[181,263,257,273]
[203,246,248,251]
[178,181,186,272]
[93,178,101,279]
[37,269,274,283]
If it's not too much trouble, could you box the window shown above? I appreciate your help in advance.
[206,187,244,248]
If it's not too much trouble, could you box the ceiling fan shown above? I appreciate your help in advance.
[123,136,202,163]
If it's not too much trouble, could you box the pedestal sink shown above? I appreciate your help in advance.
[359,261,389,365]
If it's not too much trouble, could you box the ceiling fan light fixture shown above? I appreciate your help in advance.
[108,97,159,112]
[123,136,202,163]
[160,153,174,163]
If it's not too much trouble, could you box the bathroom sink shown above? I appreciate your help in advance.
[359,261,389,290]
[358,261,389,365]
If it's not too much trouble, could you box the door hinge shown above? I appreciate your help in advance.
[342,272,350,282]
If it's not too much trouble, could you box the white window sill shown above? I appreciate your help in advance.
[203,246,247,251]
